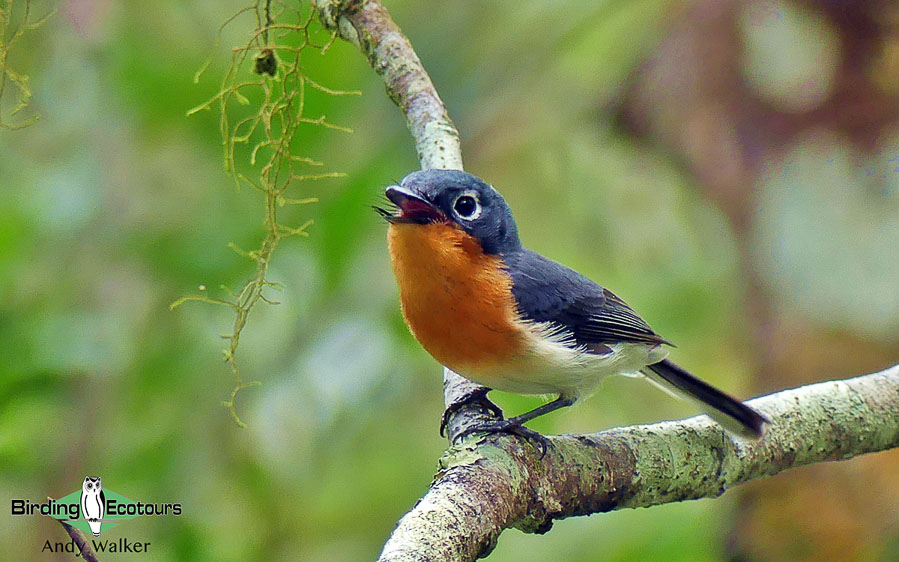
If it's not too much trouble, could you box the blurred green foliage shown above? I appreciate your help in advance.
[1,1,896,560]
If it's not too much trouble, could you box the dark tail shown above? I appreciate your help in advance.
[644,359,768,439]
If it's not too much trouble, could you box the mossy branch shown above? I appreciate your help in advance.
[382,366,899,560]
[315,0,461,170]
[313,0,497,453]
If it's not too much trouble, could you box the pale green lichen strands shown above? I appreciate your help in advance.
[0,0,54,130]
[174,0,359,427]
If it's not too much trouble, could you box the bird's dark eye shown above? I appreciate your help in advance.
[453,194,480,219]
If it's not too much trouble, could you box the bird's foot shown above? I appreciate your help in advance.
[455,419,550,458]
[440,386,503,437]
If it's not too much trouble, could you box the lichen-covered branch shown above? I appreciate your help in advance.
[380,366,899,561]
[315,0,462,170]
[314,0,495,434]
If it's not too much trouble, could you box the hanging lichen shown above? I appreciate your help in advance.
[172,0,358,427]
[0,0,54,130]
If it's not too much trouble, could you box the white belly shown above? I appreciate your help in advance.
[457,321,669,399]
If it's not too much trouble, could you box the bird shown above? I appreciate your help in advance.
[375,169,767,451]
[80,476,105,537]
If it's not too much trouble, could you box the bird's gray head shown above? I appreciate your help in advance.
[377,170,521,255]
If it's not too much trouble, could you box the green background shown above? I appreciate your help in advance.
[2,1,897,560]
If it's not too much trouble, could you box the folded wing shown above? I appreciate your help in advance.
[505,249,669,348]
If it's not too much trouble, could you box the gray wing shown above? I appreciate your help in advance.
[505,249,670,348]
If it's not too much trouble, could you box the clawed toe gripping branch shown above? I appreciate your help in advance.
[439,385,502,438]
[313,1,899,560]
[446,393,578,459]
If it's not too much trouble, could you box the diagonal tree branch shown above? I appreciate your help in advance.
[379,365,899,560]
[45,507,100,562]
[314,0,499,437]
[316,0,462,171]
[58,521,101,562]
[314,2,899,560]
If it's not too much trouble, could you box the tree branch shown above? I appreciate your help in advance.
[314,0,499,437]
[314,2,899,561]
[381,366,899,560]
[47,512,100,562]
[316,0,462,170]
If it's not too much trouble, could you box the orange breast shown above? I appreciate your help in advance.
[387,222,525,374]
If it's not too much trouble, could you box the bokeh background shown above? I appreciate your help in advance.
[2,0,898,560]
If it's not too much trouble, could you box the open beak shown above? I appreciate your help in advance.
[382,185,445,224]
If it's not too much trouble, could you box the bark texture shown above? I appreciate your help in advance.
[381,366,899,560]
[317,0,462,170]
[315,0,494,437]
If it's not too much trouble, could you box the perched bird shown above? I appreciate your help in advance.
[376,169,767,449]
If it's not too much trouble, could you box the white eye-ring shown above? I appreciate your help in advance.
[452,192,481,220]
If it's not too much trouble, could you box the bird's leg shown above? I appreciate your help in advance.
[502,395,576,426]
[454,395,576,458]
[440,385,503,437]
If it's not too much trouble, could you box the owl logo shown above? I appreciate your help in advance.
[80,476,105,537]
